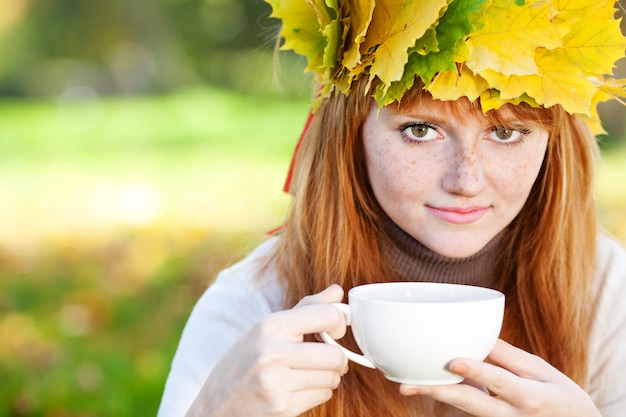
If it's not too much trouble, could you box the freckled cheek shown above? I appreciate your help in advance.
[495,153,545,201]
[369,153,428,201]
[369,158,399,194]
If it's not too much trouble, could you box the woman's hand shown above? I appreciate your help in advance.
[186,285,348,417]
[399,339,600,417]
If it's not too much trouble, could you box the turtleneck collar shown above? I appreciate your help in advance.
[381,215,503,288]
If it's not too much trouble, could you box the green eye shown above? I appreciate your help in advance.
[488,126,530,144]
[410,124,432,138]
[401,122,440,143]
[494,127,515,140]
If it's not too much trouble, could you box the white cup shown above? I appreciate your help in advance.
[321,282,504,385]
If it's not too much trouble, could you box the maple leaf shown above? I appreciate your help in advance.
[413,27,440,56]
[561,18,626,75]
[552,0,616,23]
[267,0,626,135]
[426,65,489,102]
[374,0,484,106]
[372,26,439,106]
[309,0,334,28]
[596,77,626,103]
[465,0,565,76]
[479,90,540,114]
[582,77,626,134]
[322,16,342,68]
[407,0,486,85]
[341,0,375,71]
[362,0,449,90]
[267,0,327,72]
[312,0,342,72]
[482,47,598,115]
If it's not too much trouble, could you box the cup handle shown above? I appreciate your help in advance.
[320,303,376,369]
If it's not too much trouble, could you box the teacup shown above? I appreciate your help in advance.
[321,282,504,385]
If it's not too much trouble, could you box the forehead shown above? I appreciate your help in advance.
[390,91,551,128]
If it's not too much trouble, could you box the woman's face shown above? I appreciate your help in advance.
[362,98,549,258]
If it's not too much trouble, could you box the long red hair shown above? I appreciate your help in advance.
[271,78,598,416]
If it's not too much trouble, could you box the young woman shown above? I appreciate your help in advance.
[158,1,626,416]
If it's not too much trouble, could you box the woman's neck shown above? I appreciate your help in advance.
[381,215,503,288]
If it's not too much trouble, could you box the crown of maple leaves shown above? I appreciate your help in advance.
[266,0,626,134]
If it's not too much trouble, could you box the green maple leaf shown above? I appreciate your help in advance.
[410,0,486,84]
[375,0,486,105]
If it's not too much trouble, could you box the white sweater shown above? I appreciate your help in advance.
[157,235,626,417]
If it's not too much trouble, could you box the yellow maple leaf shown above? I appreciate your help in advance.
[465,0,564,76]
[581,78,626,135]
[361,0,450,89]
[307,0,333,29]
[479,90,540,114]
[552,0,616,23]
[427,65,489,102]
[492,47,597,115]
[341,0,375,71]
[268,0,327,72]
[595,77,626,103]
[561,18,626,75]
[478,69,528,100]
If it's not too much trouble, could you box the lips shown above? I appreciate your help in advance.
[426,205,490,225]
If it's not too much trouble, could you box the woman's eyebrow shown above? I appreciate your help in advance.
[386,107,449,124]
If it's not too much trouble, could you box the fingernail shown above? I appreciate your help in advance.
[402,388,420,396]
[449,361,468,374]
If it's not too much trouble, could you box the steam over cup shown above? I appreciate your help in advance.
[321,282,505,385]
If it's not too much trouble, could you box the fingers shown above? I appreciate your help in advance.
[286,285,347,340]
[445,357,529,407]
[399,352,517,416]
[262,368,343,393]
[285,387,335,416]
[195,286,349,417]
[401,382,506,417]
[437,341,542,406]
[487,339,559,381]
[295,284,344,308]
[273,340,348,373]
[399,339,570,416]
[261,301,345,341]
[254,284,349,372]
[250,367,342,416]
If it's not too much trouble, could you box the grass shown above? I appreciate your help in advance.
[0,87,306,417]
[0,87,624,416]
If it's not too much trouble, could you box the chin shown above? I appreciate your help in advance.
[426,238,493,259]
[436,247,484,259]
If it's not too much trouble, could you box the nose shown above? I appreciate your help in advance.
[442,144,487,197]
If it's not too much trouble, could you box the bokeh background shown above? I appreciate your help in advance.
[0,1,625,416]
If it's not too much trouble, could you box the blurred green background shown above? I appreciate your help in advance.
[0,1,624,416]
